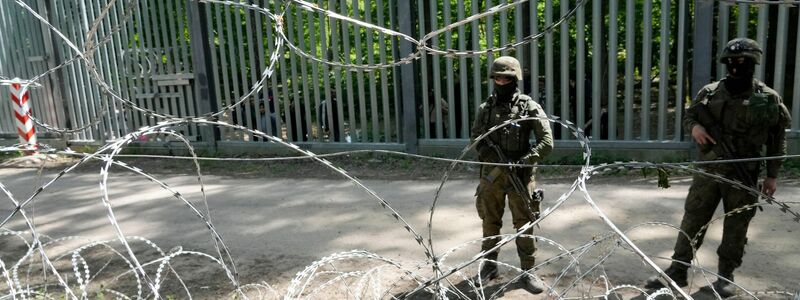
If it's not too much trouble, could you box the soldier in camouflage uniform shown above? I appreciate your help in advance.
[644,38,792,297]
[470,56,553,293]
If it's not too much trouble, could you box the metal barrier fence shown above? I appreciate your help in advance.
[0,0,798,151]
[0,0,63,138]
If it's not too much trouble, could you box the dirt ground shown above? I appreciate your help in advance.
[1,154,799,299]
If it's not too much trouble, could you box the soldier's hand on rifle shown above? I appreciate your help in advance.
[762,177,777,197]
[691,124,717,145]
[521,152,542,165]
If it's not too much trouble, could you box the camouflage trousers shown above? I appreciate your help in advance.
[671,173,758,274]
[475,166,540,270]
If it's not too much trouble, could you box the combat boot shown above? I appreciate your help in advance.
[472,262,498,285]
[643,265,688,290]
[710,272,736,298]
[520,271,546,294]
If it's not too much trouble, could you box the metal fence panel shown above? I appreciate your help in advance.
[2,0,798,146]
[0,1,63,138]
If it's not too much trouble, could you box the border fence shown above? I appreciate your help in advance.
[0,0,798,154]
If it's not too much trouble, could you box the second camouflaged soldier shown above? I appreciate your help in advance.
[644,38,791,297]
[470,56,553,293]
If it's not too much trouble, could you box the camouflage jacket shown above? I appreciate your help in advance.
[684,78,792,178]
[470,90,553,162]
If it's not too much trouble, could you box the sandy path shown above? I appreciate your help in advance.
[1,167,798,299]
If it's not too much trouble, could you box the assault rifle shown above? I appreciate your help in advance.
[689,103,756,188]
[483,139,543,219]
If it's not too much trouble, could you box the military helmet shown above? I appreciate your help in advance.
[719,38,762,64]
[490,56,523,81]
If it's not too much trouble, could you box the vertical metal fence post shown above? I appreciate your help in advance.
[691,0,713,97]
[187,0,218,153]
[37,0,70,136]
[397,0,417,153]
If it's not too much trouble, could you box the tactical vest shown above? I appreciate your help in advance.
[703,80,780,159]
[481,93,534,160]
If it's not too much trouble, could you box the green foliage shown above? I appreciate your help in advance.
[781,158,800,178]
[640,167,672,189]
[0,151,22,161]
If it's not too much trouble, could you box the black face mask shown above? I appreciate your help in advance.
[724,59,755,94]
[494,81,517,100]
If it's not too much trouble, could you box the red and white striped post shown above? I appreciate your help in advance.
[9,78,37,151]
